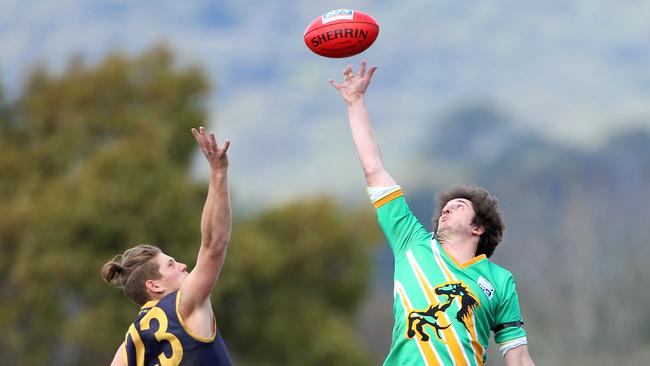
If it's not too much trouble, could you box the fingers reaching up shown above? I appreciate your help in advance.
[329,60,378,104]
[192,126,230,170]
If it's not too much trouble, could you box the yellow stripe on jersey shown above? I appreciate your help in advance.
[395,281,443,366]
[176,290,217,342]
[127,324,145,366]
[433,250,456,282]
[464,317,484,366]
[140,300,159,309]
[442,248,487,269]
[373,190,404,209]
[407,251,472,366]
[431,241,485,365]
[458,255,487,268]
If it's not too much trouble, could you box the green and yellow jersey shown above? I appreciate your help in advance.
[369,186,527,366]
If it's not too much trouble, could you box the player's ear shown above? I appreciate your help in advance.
[145,279,164,294]
[471,224,485,236]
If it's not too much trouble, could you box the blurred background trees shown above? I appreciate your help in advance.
[217,198,380,365]
[1,45,649,365]
[0,45,211,364]
[0,46,379,365]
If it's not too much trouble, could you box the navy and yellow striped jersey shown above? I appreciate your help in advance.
[124,290,232,366]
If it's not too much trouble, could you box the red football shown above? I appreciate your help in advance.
[304,9,379,58]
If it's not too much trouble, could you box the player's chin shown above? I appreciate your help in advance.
[436,226,450,237]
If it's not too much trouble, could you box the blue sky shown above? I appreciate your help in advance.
[3,0,650,208]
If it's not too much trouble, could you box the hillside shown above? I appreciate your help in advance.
[2,1,650,208]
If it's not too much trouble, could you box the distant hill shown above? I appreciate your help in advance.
[4,1,650,209]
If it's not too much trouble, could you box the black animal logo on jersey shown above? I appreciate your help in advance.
[406,281,479,342]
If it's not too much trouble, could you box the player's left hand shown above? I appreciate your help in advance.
[192,126,230,171]
[329,60,378,104]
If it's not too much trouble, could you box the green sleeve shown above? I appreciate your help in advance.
[493,273,527,343]
[375,195,429,258]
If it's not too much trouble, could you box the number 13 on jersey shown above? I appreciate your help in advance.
[127,307,184,366]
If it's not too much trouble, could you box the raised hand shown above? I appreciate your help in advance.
[191,126,230,171]
[329,60,378,104]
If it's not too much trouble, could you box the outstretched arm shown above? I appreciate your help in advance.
[329,61,396,187]
[504,344,535,366]
[180,127,231,313]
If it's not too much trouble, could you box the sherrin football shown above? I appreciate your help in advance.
[304,9,379,58]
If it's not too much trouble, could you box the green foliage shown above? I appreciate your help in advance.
[0,46,381,365]
[214,197,380,365]
[0,45,209,365]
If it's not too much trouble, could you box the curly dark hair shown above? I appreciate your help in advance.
[431,185,505,258]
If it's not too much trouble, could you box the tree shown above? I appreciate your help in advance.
[216,197,380,365]
[0,46,381,365]
[0,45,211,365]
